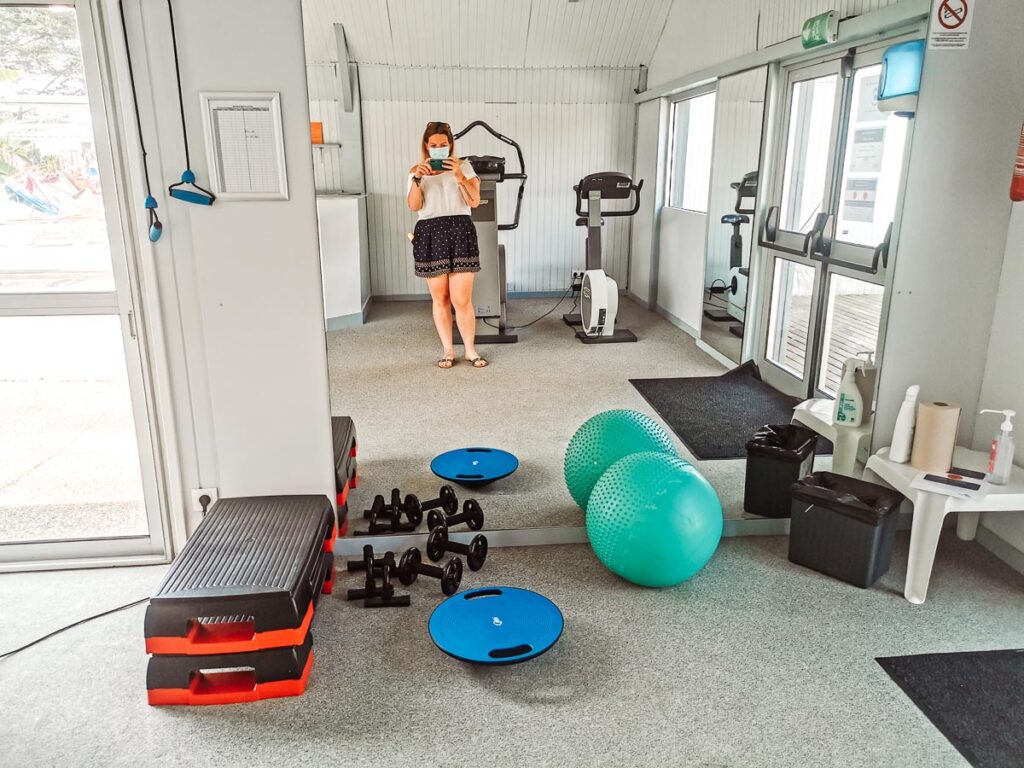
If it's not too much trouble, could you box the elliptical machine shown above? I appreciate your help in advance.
[564,172,643,344]
[451,121,527,345]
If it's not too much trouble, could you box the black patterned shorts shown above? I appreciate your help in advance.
[412,215,480,278]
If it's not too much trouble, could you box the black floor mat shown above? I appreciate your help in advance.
[877,649,1024,768]
[630,361,832,460]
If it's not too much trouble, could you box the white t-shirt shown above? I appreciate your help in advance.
[408,160,477,220]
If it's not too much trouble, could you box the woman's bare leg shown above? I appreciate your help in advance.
[426,275,454,364]
[449,272,483,363]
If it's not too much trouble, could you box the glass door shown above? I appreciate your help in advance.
[757,44,911,399]
[0,1,166,568]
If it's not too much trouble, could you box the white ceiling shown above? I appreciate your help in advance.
[302,0,675,68]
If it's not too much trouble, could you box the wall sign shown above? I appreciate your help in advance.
[928,0,974,50]
[801,11,838,49]
[200,92,289,201]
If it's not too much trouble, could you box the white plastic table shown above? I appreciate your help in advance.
[792,398,873,477]
[863,446,1024,604]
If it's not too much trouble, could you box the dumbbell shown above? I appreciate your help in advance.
[355,499,416,536]
[396,547,462,596]
[391,488,423,527]
[346,544,387,573]
[404,485,458,523]
[427,498,484,532]
[426,527,488,571]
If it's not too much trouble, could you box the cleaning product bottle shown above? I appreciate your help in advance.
[979,409,1017,485]
[889,385,920,462]
[834,358,864,427]
[854,351,878,420]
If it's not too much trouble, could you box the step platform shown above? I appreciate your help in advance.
[333,416,358,536]
[145,495,335,655]
[147,633,314,706]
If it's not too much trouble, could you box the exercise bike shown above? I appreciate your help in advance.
[563,172,643,343]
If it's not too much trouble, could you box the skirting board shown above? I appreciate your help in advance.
[326,296,373,331]
[976,525,1024,577]
[654,304,700,339]
[335,512,947,555]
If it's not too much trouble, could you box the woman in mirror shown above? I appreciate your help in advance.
[407,121,486,369]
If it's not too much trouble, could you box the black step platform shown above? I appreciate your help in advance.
[145,495,334,655]
[147,633,314,706]
[332,416,358,498]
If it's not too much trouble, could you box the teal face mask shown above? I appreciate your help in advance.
[428,146,450,160]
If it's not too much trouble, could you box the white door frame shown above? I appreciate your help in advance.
[0,0,173,570]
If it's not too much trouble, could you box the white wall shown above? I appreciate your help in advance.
[630,99,664,305]
[972,205,1024,554]
[359,68,639,296]
[874,0,1024,448]
[657,207,707,332]
[119,0,335,537]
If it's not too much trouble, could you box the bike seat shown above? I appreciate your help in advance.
[721,214,750,225]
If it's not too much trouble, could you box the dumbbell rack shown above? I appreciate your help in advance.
[332,416,358,536]
[144,495,337,705]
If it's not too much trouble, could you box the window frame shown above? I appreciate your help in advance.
[665,84,718,214]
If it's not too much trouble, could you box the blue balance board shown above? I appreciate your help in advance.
[429,587,563,665]
[431,447,519,487]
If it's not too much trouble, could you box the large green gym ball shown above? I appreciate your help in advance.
[586,452,723,587]
[564,409,677,509]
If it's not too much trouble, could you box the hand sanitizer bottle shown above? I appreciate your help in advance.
[979,409,1017,485]
[833,359,864,427]
[889,385,920,463]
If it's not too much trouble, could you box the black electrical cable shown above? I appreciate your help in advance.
[482,284,575,331]
[0,597,149,661]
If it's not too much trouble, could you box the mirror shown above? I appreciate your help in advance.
[701,67,768,364]
[300,1,656,539]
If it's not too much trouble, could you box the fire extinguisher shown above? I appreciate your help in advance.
[1012,122,1024,202]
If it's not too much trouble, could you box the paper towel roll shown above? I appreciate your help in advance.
[910,401,961,473]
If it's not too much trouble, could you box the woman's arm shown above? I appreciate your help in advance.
[407,161,430,211]
[448,159,481,208]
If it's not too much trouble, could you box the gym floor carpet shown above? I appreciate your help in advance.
[326,297,826,527]
[2,534,1023,766]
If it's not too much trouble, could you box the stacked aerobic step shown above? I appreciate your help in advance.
[332,416,358,536]
[144,495,337,706]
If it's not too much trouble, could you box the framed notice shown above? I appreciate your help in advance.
[200,92,289,201]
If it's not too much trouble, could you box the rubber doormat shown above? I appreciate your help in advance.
[877,649,1024,768]
[630,361,832,460]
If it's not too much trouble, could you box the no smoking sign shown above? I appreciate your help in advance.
[929,0,975,49]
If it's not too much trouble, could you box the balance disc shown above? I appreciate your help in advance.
[429,587,563,665]
[430,447,519,487]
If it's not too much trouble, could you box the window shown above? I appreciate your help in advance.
[667,90,716,212]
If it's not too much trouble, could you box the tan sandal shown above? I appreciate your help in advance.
[438,354,456,369]
[467,356,488,368]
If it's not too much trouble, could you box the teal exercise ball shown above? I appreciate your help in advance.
[586,452,723,587]
[564,409,677,509]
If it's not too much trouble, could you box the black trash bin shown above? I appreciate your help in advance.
[789,472,905,588]
[744,424,818,518]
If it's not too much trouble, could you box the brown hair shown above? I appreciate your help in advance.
[421,121,456,161]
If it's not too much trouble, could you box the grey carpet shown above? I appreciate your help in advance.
[630,361,833,460]
[327,298,780,524]
[2,534,1024,767]
[877,649,1024,768]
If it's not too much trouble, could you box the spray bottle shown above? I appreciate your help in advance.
[979,409,1017,485]
[834,358,864,427]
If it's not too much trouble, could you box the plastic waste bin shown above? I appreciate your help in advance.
[744,424,818,518]
[788,471,905,588]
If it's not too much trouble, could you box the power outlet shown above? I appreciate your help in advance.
[191,487,219,516]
